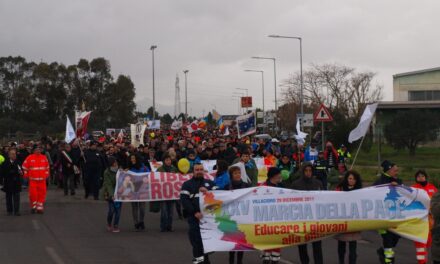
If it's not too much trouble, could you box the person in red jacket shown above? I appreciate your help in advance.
[22,144,50,214]
[411,170,438,264]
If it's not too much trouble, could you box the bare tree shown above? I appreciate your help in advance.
[280,63,382,119]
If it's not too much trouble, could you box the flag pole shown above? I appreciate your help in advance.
[349,135,366,170]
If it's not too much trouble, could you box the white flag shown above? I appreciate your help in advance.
[348,103,378,143]
[65,116,76,143]
[223,126,230,136]
[171,119,183,130]
[294,119,308,144]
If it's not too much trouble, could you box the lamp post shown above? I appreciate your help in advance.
[233,91,245,115]
[231,96,241,115]
[150,45,157,120]
[251,56,278,131]
[244,69,265,113]
[183,69,189,120]
[268,35,303,115]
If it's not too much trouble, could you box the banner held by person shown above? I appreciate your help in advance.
[200,185,430,252]
[114,170,214,202]
[130,123,147,147]
[236,111,256,139]
[65,116,76,143]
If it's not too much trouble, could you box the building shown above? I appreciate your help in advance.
[375,67,440,143]
[393,67,440,101]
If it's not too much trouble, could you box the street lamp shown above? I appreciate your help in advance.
[183,69,189,120]
[150,45,157,120]
[251,56,278,132]
[268,35,304,115]
[231,96,241,115]
[251,57,278,112]
[244,69,265,114]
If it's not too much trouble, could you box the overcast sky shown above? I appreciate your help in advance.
[1,0,440,117]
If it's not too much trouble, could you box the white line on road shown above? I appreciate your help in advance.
[45,247,66,264]
[32,220,40,230]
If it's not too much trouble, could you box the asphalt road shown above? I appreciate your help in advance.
[0,187,429,264]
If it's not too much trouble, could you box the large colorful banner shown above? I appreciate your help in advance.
[200,185,430,252]
[114,170,214,202]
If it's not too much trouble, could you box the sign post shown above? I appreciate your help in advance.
[313,104,333,150]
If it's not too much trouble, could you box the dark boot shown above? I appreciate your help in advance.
[376,248,385,264]
[229,252,235,264]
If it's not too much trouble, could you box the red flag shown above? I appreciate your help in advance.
[75,111,91,138]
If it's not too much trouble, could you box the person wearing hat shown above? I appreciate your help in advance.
[83,141,105,200]
[260,167,283,264]
[22,144,50,213]
[374,160,402,264]
[291,163,323,264]
[411,170,438,264]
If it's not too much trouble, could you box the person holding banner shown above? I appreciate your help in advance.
[233,150,258,187]
[180,163,217,264]
[101,157,122,233]
[226,165,250,264]
[411,170,438,264]
[335,170,363,264]
[374,160,402,264]
[260,167,284,264]
[127,154,149,231]
[157,153,179,232]
[291,163,324,264]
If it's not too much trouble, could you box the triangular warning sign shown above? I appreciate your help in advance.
[314,104,333,122]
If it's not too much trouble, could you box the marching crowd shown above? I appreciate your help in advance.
[1,129,440,264]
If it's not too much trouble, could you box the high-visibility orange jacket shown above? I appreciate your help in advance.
[412,182,438,198]
[22,154,50,181]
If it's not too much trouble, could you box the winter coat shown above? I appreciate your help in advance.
[291,175,323,191]
[157,164,178,173]
[0,159,22,193]
[100,168,117,200]
[226,180,250,190]
[373,173,403,186]
[214,171,230,190]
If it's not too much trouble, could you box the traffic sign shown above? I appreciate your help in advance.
[314,104,333,122]
[297,113,314,127]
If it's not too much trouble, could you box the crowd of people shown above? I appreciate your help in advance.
[0,129,439,264]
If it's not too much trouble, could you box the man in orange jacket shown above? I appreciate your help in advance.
[22,144,50,214]
[411,170,438,264]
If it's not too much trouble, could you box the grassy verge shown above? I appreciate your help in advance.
[349,145,440,186]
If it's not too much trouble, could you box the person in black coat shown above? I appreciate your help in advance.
[83,141,105,200]
[226,166,250,264]
[291,163,323,264]
[1,149,22,216]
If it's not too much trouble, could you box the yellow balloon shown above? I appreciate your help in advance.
[178,158,190,174]
[0,154,4,165]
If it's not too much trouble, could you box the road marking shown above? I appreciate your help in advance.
[45,247,66,264]
[280,258,296,264]
[32,220,40,230]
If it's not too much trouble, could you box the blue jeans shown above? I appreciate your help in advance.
[107,200,122,227]
[160,201,174,231]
